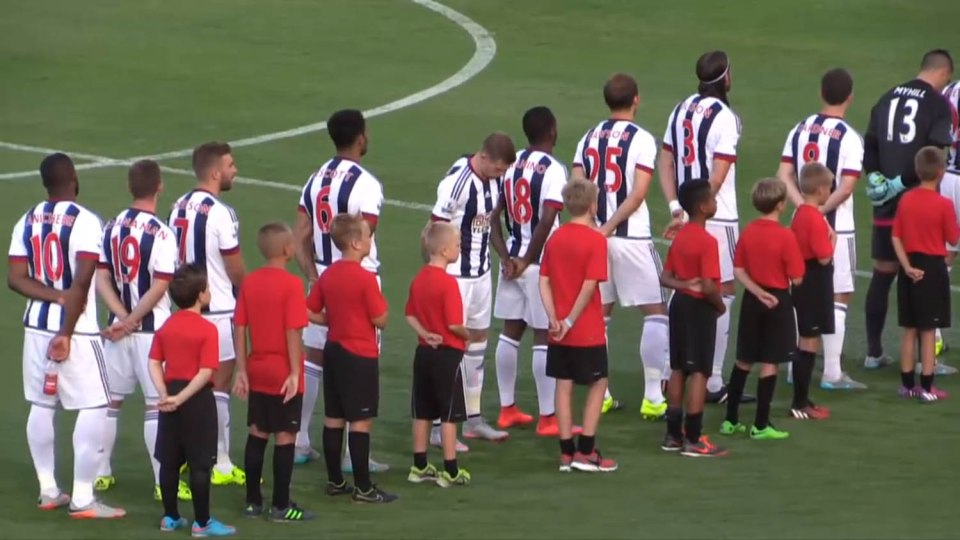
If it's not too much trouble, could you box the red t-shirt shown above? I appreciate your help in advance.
[234,267,308,396]
[539,222,607,347]
[149,310,219,383]
[734,218,805,289]
[404,265,466,351]
[791,204,834,261]
[893,187,960,256]
[664,222,721,299]
[306,260,386,358]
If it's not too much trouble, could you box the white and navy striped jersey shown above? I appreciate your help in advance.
[8,200,102,334]
[663,94,741,222]
[781,114,864,234]
[501,149,566,260]
[99,208,177,332]
[432,155,499,278]
[944,81,960,172]
[299,157,383,274]
[572,120,657,238]
[168,189,239,314]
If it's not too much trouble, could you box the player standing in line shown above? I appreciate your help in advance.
[659,51,754,405]
[168,142,247,485]
[429,133,517,446]
[777,68,868,390]
[938,78,960,354]
[7,153,125,517]
[862,49,956,373]
[491,106,575,436]
[572,73,666,420]
[892,147,959,402]
[94,160,191,501]
[293,109,389,472]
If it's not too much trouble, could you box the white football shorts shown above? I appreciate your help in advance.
[23,328,109,410]
[833,232,856,295]
[203,313,235,362]
[493,263,548,329]
[103,332,160,400]
[599,237,667,307]
[457,272,492,330]
[941,171,960,252]
[706,220,739,283]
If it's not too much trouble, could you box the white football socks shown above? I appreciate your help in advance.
[296,362,322,451]
[708,295,735,393]
[463,341,487,417]
[72,407,107,508]
[213,391,233,474]
[822,302,847,382]
[27,404,59,497]
[144,408,160,485]
[495,335,520,407]
[532,344,555,416]
[97,403,120,477]
[640,315,669,404]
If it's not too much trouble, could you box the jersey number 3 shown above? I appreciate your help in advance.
[887,97,918,144]
[585,147,624,192]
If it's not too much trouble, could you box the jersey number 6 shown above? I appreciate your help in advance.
[315,186,333,233]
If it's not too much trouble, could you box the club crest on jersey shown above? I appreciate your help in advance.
[471,213,491,234]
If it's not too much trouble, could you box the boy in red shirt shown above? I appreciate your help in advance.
[405,222,471,487]
[232,223,311,521]
[306,214,395,503]
[789,163,836,420]
[149,264,235,537]
[721,179,805,441]
[659,179,727,458]
[892,146,960,402]
[539,179,616,473]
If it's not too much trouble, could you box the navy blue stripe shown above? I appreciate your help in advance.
[680,97,702,182]
[580,128,596,177]
[790,122,803,172]
[824,120,846,229]
[338,166,361,214]
[528,154,551,245]
[667,103,682,193]
[194,196,212,274]
[595,120,614,225]
[460,182,477,277]
[697,103,723,179]
[301,176,316,217]
[118,210,135,322]
[614,124,639,238]
[37,201,56,329]
[479,179,492,275]
[317,158,340,266]
[138,215,158,332]
[507,150,531,257]
[21,209,34,327]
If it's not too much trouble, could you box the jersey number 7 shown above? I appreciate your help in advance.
[584,147,624,192]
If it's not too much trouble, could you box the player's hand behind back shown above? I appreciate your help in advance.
[280,374,299,404]
[424,333,444,348]
[663,216,685,241]
[904,266,924,282]
[757,290,779,309]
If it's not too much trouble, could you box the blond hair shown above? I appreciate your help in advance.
[751,178,787,214]
[256,222,292,259]
[422,221,458,256]
[799,162,834,195]
[330,213,367,251]
[562,179,599,217]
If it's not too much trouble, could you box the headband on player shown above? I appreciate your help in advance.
[700,61,730,85]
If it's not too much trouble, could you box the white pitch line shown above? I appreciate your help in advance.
[0,0,495,180]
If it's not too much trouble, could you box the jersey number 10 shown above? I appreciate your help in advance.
[30,233,63,282]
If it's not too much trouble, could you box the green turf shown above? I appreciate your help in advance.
[1,0,959,538]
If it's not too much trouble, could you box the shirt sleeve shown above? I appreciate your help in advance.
[404,281,416,317]
[628,130,657,175]
[200,326,220,371]
[359,177,384,225]
[785,230,806,279]
[539,239,552,276]
[586,233,608,282]
[213,205,240,255]
[572,134,587,168]
[839,131,865,177]
[152,228,177,281]
[662,106,678,152]
[364,274,388,320]
[298,176,314,217]
[431,176,460,222]
[943,199,960,246]
[149,332,164,362]
[810,214,834,260]
[285,278,308,330]
[74,211,103,261]
[733,233,746,268]
[7,217,27,261]
[543,164,566,209]
[780,127,796,163]
[710,108,740,162]
[663,246,676,274]
[233,285,248,326]
[701,236,722,281]
[305,275,325,313]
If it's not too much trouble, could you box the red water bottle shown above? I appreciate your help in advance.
[42,361,59,396]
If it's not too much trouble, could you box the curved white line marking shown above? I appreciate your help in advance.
[0,0,495,179]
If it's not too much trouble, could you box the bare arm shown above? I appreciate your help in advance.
[708,158,733,196]
[699,277,725,313]
[734,267,774,300]
[891,236,912,271]
[658,148,680,214]
[233,324,248,376]
[95,268,129,318]
[539,275,557,323]
[489,193,510,262]
[776,162,804,208]
[285,328,303,379]
[308,310,326,325]
[121,279,169,328]
[570,165,586,181]
[371,311,389,329]
[820,174,858,215]
[659,269,693,291]
[59,258,96,337]
[223,252,246,288]
[294,211,318,281]
[448,324,469,341]
[523,205,560,265]
[168,368,214,406]
[149,359,168,400]
[565,279,599,323]
[600,169,652,236]
[405,315,434,341]
[7,261,63,303]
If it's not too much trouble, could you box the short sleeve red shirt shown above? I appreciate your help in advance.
[306,260,386,358]
[791,204,833,261]
[893,187,960,256]
[404,265,466,351]
[235,267,308,395]
[149,310,219,383]
[664,222,721,298]
[539,222,607,347]
[733,218,805,289]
